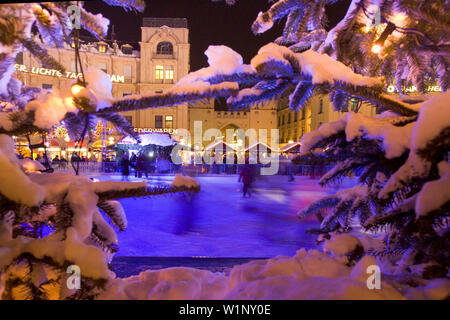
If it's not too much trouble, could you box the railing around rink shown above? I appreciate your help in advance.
[51,161,333,177]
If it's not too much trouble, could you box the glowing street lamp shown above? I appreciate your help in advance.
[371,22,396,54]
[71,83,84,96]
[371,44,383,54]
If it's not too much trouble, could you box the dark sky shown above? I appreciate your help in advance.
[84,0,349,71]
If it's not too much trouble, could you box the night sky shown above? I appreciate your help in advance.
[84,0,350,72]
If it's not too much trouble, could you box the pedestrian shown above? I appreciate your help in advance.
[135,152,145,178]
[239,164,254,197]
[142,152,150,178]
[287,161,295,182]
[71,153,79,163]
[120,153,133,181]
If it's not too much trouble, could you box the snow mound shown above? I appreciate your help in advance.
[323,234,362,258]
[83,67,114,110]
[97,248,444,300]
[297,49,383,87]
[25,88,79,129]
[205,45,244,75]
[18,158,45,172]
[171,174,199,189]
[300,112,413,158]
[412,91,450,152]
[0,135,45,206]
[118,132,177,147]
[251,43,382,87]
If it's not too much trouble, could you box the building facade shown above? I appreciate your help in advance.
[14,17,191,134]
[15,16,437,157]
[188,97,278,149]
[277,94,378,147]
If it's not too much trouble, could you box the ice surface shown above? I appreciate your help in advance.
[89,174,355,257]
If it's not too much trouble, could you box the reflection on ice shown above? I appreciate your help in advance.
[91,174,354,257]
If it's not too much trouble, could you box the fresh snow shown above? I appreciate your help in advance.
[118,132,177,147]
[18,158,46,172]
[412,91,450,152]
[296,49,382,87]
[171,174,199,189]
[0,135,45,206]
[25,88,79,129]
[323,234,362,258]
[415,171,450,217]
[253,11,274,34]
[98,244,449,300]
[24,67,114,129]
[300,112,413,159]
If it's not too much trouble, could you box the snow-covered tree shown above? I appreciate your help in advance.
[251,0,449,96]
[0,0,448,299]
[0,1,201,300]
[207,0,450,279]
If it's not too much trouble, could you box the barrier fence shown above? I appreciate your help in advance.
[50,161,333,177]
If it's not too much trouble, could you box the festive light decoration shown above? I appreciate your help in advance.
[371,43,383,54]
[71,83,84,96]
[371,22,396,54]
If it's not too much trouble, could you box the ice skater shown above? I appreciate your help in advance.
[120,153,134,181]
[239,164,254,197]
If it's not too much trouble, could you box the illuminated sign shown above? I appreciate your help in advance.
[133,127,177,134]
[14,64,125,83]
[386,85,442,93]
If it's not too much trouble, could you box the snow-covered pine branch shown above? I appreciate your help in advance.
[0,132,200,299]
[247,0,450,93]
[297,91,450,278]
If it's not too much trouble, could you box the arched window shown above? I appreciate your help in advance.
[156,41,173,55]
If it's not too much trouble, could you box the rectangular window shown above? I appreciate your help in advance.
[319,99,323,113]
[165,115,173,129]
[42,84,52,92]
[165,65,174,80]
[155,65,164,80]
[98,44,107,53]
[123,65,132,80]
[123,92,131,97]
[155,115,163,128]
[294,111,298,122]
[301,107,306,120]
[98,62,107,73]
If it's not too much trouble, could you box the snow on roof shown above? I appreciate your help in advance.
[117,132,177,147]
[280,141,301,152]
[204,140,237,151]
[244,141,276,151]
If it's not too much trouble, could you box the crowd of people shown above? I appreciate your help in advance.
[120,151,158,181]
